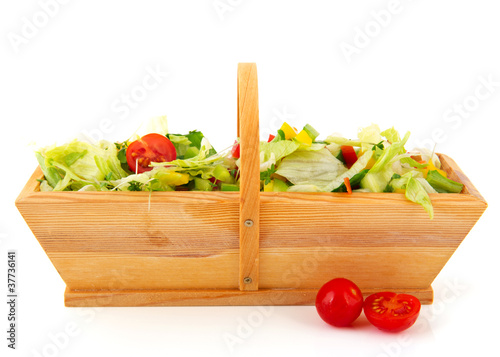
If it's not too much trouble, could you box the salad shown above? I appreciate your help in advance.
[36,117,463,218]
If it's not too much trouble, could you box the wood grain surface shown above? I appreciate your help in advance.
[64,286,434,307]
[237,63,260,291]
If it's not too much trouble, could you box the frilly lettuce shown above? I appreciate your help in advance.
[37,140,128,191]
[406,176,434,219]
[369,131,410,173]
[358,123,382,152]
[276,148,347,190]
[323,150,373,192]
[259,140,301,172]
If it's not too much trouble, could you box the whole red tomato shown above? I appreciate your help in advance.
[315,278,364,327]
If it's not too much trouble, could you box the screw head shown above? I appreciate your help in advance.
[243,277,252,284]
[244,219,254,227]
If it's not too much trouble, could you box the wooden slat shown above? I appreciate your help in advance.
[65,286,433,307]
[258,247,454,289]
[52,253,239,290]
[237,63,260,291]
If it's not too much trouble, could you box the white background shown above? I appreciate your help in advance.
[1,1,499,356]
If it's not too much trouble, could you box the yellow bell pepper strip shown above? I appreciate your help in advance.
[423,160,447,178]
[280,122,298,140]
[154,170,190,186]
[263,180,274,192]
[295,130,313,145]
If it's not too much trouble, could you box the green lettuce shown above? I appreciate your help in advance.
[259,140,301,172]
[37,140,128,191]
[324,150,374,191]
[406,176,434,219]
[276,148,347,189]
[369,131,410,173]
[358,124,382,152]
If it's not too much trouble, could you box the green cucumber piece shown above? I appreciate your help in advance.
[426,170,463,193]
[221,183,239,191]
[303,124,320,141]
[213,165,233,183]
[184,146,199,159]
[272,179,288,192]
[194,177,213,191]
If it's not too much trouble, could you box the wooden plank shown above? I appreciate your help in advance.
[237,63,260,291]
[259,191,486,248]
[64,286,433,307]
[51,252,239,290]
[16,191,240,256]
[259,247,454,289]
[48,246,451,291]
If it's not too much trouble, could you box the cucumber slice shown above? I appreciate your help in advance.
[221,183,239,191]
[272,179,289,192]
[303,124,320,141]
[213,165,233,183]
[194,177,213,191]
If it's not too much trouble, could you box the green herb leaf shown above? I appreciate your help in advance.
[127,181,143,191]
[260,164,277,185]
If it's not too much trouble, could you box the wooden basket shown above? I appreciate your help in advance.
[16,63,487,307]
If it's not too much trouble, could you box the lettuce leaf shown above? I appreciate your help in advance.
[275,148,347,189]
[380,127,401,145]
[324,150,373,191]
[358,124,382,152]
[259,140,301,172]
[369,131,410,173]
[406,176,434,219]
[37,140,128,191]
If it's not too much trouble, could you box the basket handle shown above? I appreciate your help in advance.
[237,63,260,291]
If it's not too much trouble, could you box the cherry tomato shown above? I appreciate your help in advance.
[126,133,176,174]
[231,140,240,159]
[315,278,364,327]
[364,292,421,332]
[341,145,358,169]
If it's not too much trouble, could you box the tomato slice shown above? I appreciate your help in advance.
[231,140,240,159]
[364,292,421,332]
[315,278,364,327]
[126,133,176,174]
[341,145,358,169]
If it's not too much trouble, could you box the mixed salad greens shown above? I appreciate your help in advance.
[36,117,464,218]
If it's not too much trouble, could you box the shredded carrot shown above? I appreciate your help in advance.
[344,177,352,194]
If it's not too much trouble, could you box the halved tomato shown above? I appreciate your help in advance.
[364,292,421,332]
[126,133,176,174]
